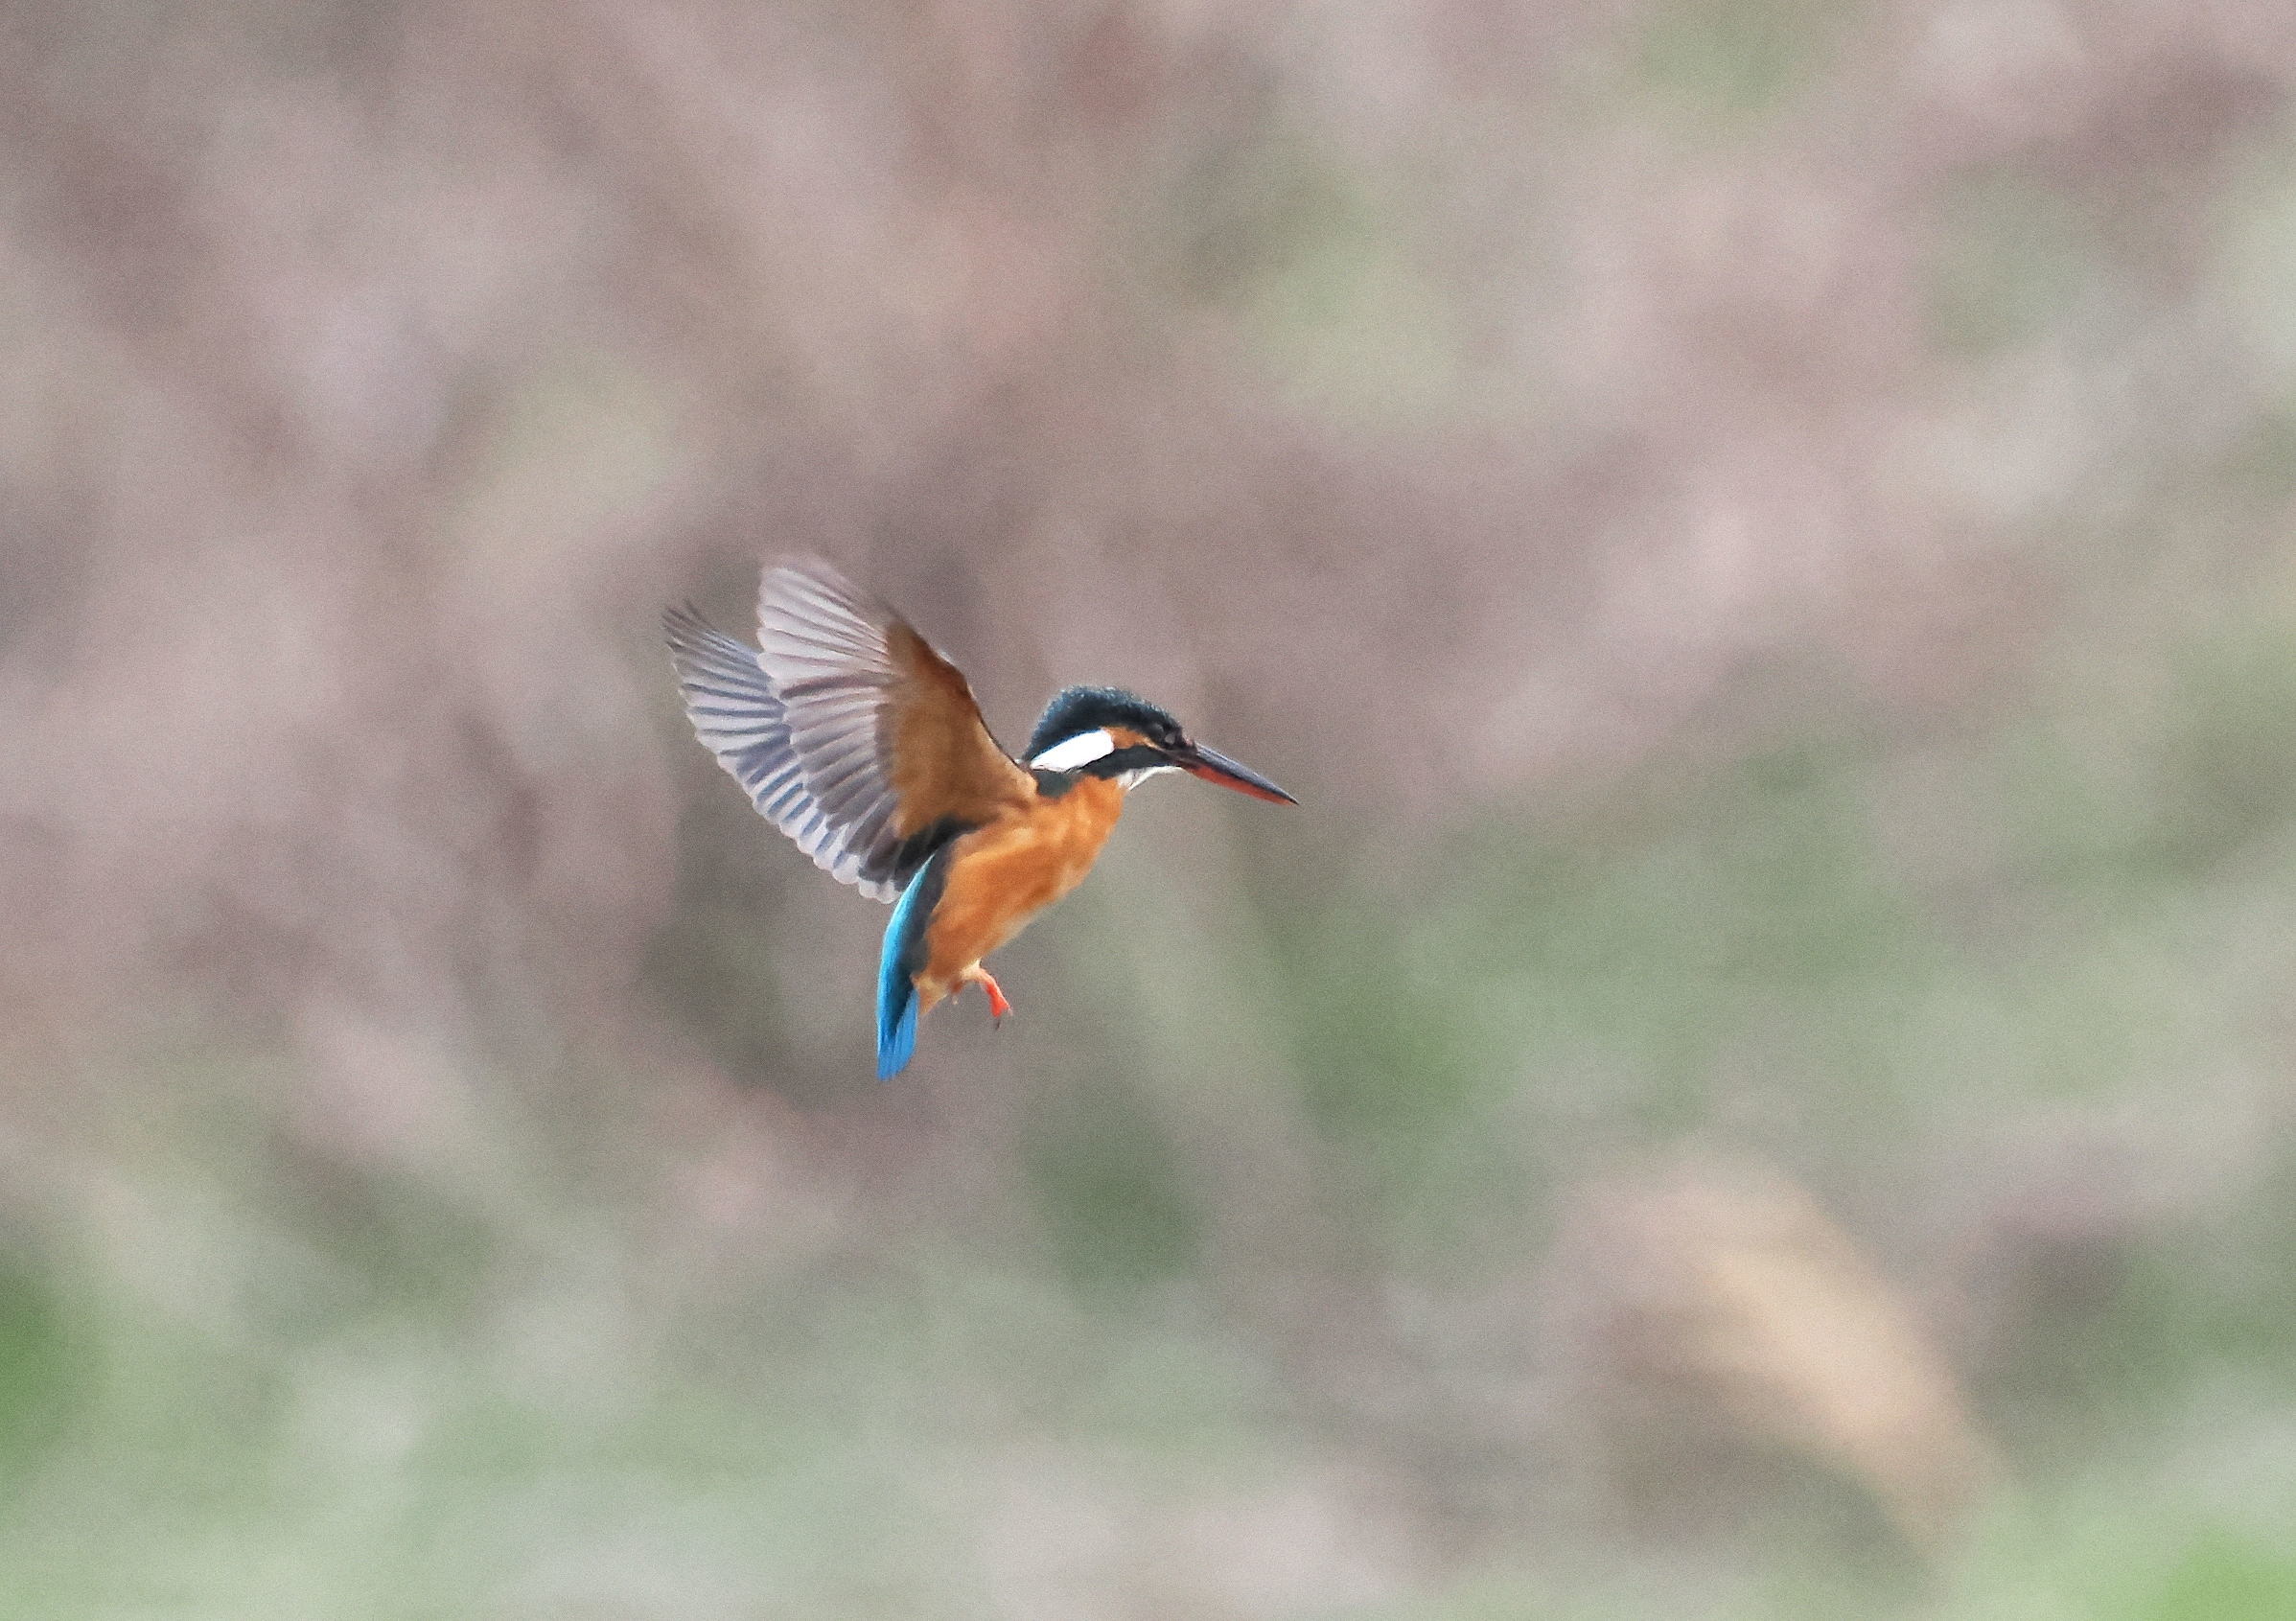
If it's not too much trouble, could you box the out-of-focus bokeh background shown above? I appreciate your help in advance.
[7,1,2296,1615]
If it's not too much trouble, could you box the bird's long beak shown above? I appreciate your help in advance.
[1171,742,1298,805]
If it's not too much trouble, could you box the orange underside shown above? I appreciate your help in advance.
[915,774,1125,1014]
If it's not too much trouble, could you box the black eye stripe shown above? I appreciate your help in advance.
[1083,742,1167,778]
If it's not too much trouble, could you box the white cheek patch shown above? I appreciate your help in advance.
[1031,728,1116,772]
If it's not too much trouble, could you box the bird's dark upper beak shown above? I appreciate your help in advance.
[1170,741,1298,805]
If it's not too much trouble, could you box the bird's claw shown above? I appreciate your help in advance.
[971,968,1014,1023]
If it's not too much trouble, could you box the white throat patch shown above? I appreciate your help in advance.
[1030,729,1116,773]
[1118,764,1178,790]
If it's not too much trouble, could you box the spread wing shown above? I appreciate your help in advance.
[664,603,899,898]
[664,559,1032,901]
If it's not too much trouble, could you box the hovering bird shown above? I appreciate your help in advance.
[664,558,1296,1078]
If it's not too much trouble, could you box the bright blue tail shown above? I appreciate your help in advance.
[876,990,919,1080]
[875,847,951,1079]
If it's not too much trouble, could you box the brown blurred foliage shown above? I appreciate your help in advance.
[1545,1151,1995,1558]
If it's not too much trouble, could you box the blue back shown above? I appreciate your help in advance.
[875,845,953,1078]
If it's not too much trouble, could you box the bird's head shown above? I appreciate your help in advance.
[1023,685,1297,804]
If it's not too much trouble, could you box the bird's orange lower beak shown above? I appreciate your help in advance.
[1175,742,1298,805]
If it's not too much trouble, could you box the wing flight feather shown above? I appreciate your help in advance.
[666,559,1032,900]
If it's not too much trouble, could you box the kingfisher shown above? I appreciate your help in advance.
[664,557,1297,1078]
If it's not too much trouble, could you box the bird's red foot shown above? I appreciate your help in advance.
[966,967,1014,1023]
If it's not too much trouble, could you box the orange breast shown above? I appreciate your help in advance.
[916,776,1125,1006]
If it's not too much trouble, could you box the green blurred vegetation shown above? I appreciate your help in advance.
[16,593,2296,1618]
[1637,0,1847,123]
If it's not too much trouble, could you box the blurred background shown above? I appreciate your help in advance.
[5,0,2296,1615]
